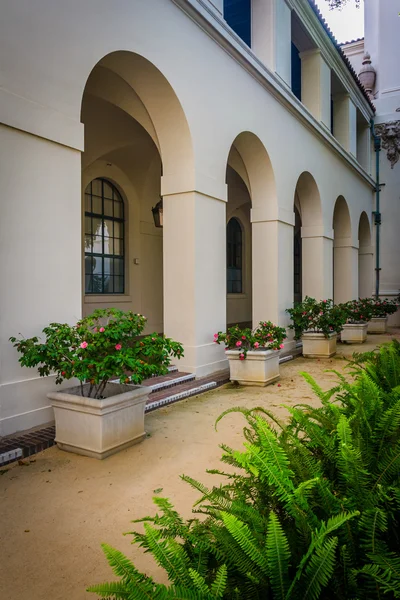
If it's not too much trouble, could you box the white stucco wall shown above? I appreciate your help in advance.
[0,0,375,434]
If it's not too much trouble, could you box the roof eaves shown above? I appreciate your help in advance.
[307,0,375,113]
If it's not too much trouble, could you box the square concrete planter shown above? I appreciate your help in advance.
[302,332,337,358]
[225,349,280,386]
[47,382,149,459]
[368,317,388,334]
[341,323,368,344]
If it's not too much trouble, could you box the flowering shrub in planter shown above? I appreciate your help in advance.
[10,309,184,458]
[214,322,286,386]
[339,300,373,344]
[360,297,398,318]
[286,297,346,339]
[10,308,183,399]
[340,299,374,324]
[214,321,287,360]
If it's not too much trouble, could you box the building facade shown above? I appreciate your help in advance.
[342,0,400,312]
[0,0,378,435]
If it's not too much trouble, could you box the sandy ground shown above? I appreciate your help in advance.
[1,332,398,600]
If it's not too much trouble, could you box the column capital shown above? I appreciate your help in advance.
[251,206,294,226]
[333,235,359,250]
[161,174,227,203]
[301,225,334,240]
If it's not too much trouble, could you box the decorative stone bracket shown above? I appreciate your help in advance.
[375,120,400,169]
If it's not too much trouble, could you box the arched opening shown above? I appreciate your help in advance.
[358,211,373,298]
[293,172,324,301]
[81,51,193,334]
[225,132,277,327]
[333,196,356,303]
[293,203,302,304]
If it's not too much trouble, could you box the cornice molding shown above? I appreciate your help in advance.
[172,0,375,187]
[293,0,372,121]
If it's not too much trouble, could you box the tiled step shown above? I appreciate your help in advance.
[0,371,229,466]
[145,370,229,412]
[143,372,195,393]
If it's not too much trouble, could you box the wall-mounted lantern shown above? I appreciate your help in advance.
[152,197,163,228]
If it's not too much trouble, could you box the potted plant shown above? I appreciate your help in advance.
[214,322,286,386]
[10,308,183,459]
[286,297,346,358]
[365,297,398,333]
[340,299,373,343]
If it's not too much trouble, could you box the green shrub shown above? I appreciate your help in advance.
[340,299,374,324]
[214,321,287,359]
[10,308,183,398]
[89,341,400,599]
[286,297,346,340]
[358,297,398,318]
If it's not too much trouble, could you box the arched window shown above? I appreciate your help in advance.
[227,218,243,294]
[84,178,125,294]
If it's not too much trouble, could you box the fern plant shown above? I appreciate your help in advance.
[89,341,400,599]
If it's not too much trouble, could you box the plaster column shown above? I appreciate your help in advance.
[332,93,357,156]
[162,189,227,377]
[358,244,374,298]
[251,208,294,346]
[252,0,292,86]
[300,49,331,128]
[357,122,371,173]
[333,236,359,304]
[301,225,334,300]
[0,124,82,436]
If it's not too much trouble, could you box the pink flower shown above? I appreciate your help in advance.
[94,327,98,333]
[99,327,105,333]
[254,342,260,348]
[323,300,327,303]
[115,344,122,351]
[239,353,245,360]
[213,333,218,340]
[241,336,246,340]
[80,341,88,349]
[236,341,242,347]
[280,344,284,349]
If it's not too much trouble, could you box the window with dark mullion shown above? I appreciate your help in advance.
[84,178,125,294]
[224,0,251,47]
[227,218,243,293]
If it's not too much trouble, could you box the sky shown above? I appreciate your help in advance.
[314,0,364,43]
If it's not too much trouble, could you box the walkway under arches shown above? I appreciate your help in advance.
[293,172,332,302]
[333,195,358,304]
[358,211,373,298]
[225,132,292,332]
[81,50,229,378]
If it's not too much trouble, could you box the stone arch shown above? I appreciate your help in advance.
[225,132,277,327]
[81,50,195,193]
[358,211,373,298]
[333,196,357,303]
[293,172,324,302]
[227,131,277,212]
[80,50,194,334]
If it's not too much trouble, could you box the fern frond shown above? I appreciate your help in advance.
[266,511,290,600]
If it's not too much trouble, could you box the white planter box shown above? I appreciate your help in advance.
[367,317,388,334]
[225,349,280,386]
[341,323,368,344]
[47,382,149,459]
[302,332,337,358]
